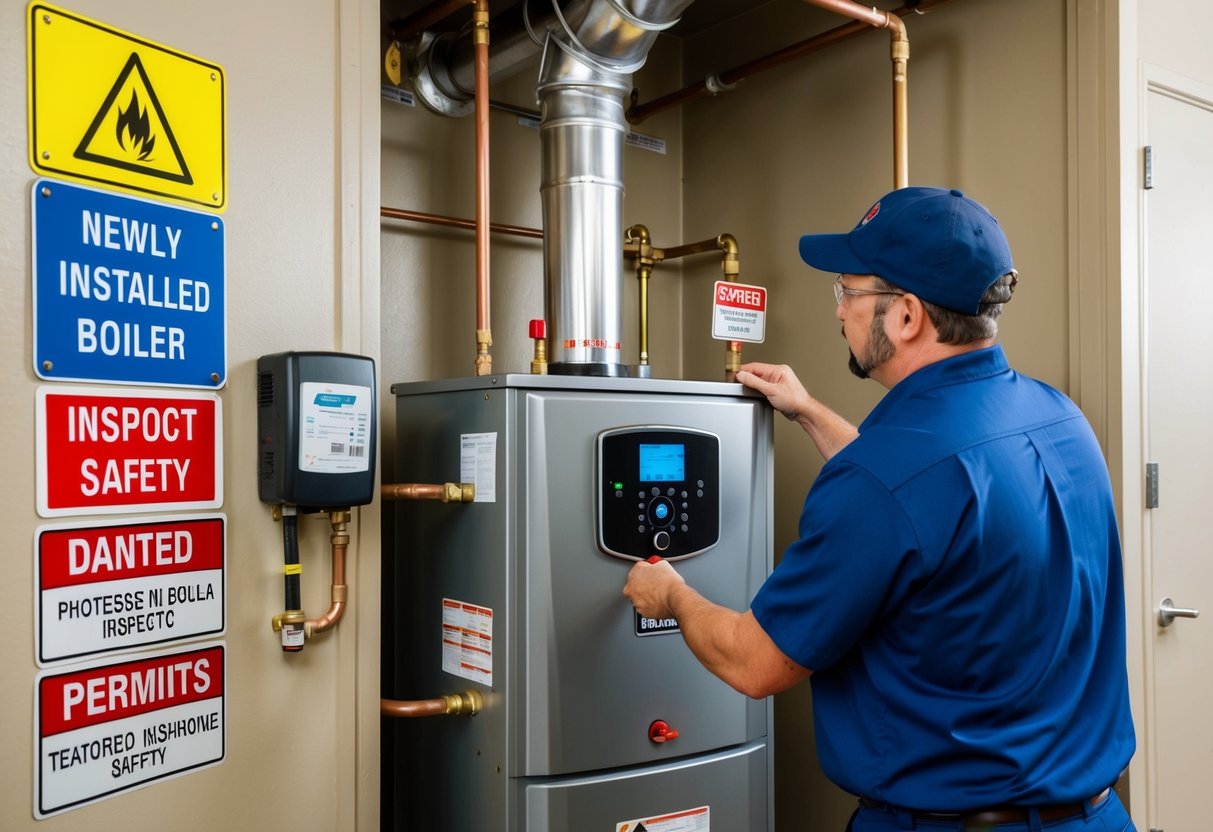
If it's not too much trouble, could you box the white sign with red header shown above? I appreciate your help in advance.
[35,386,222,517]
[711,280,767,343]
[35,642,225,819]
[36,514,226,666]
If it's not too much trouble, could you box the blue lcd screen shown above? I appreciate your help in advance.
[639,443,685,482]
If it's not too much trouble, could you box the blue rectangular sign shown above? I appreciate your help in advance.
[32,179,226,388]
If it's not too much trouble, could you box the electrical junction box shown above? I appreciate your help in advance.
[257,351,377,509]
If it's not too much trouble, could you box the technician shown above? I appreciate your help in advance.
[623,186,1136,831]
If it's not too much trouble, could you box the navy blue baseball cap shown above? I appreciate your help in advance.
[798,186,1015,314]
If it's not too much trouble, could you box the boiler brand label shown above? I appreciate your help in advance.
[32,178,226,388]
[441,598,493,686]
[711,280,767,343]
[34,643,226,819]
[35,386,223,517]
[36,514,226,666]
[617,805,710,832]
[635,610,681,637]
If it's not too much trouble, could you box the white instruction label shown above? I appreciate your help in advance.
[460,432,497,503]
[441,598,493,686]
[617,805,709,832]
[298,382,372,473]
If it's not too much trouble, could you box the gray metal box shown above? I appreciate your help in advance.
[384,375,773,831]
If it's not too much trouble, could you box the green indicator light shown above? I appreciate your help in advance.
[614,482,623,490]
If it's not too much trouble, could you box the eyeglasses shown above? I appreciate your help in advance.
[833,275,905,305]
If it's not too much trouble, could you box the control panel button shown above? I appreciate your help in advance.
[653,530,670,551]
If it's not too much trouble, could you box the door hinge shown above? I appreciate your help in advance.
[1144,145,1154,189]
[1146,462,1160,509]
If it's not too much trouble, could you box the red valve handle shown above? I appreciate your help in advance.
[529,319,546,339]
[649,720,679,744]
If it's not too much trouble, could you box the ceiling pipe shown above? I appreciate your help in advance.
[627,0,957,127]
[800,0,910,189]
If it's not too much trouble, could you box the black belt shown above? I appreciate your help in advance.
[858,788,1110,828]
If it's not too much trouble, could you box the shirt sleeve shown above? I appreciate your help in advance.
[750,460,921,672]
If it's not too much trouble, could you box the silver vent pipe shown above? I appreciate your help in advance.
[536,0,693,375]
[410,1,695,376]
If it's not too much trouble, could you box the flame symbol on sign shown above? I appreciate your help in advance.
[115,90,156,161]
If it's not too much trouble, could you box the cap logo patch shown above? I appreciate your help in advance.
[860,202,881,226]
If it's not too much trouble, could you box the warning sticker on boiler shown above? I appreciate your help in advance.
[617,805,710,832]
[460,432,497,502]
[298,382,372,474]
[441,598,493,686]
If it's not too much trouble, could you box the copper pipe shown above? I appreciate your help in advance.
[802,0,909,189]
[628,1,955,134]
[381,206,543,239]
[473,0,493,376]
[388,0,470,44]
[303,511,350,639]
[381,690,483,718]
[381,482,475,502]
[628,18,871,123]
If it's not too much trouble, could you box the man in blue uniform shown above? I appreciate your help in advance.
[623,187,1136,831]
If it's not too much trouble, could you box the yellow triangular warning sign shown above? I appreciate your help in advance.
[74,52,193,184]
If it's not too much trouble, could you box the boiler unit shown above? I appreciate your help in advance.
[383,373,773,831]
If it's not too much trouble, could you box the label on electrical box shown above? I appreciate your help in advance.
[441,598,493,686]
[34,642,225,819]
[617,805,710,832]
[298,382,372,473]
[635,611,680,637]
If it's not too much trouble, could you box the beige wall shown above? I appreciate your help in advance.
[679,0,1069,826]
[0,1,381,830]
[7,0,1208,829]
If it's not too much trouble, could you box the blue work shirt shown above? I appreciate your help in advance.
[751,345,1134,810]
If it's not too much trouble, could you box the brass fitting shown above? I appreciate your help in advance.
[445,482,476,502]
[472,0,489,45]
[443,690,484,716]
[475,328,493,376]
[271,609,306,633]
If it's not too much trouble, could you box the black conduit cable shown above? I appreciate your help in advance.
[281,508,303,652]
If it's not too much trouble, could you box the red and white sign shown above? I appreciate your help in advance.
[711,280,767,343]
[35,643,226,819]
[36,386,222,517]
[36,514,226,666]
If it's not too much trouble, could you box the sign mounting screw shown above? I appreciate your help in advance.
[43,14,51,24]
[211,373,221,383]
[43,360,53,372]
[41,150,50,160]
[41,186,51,197]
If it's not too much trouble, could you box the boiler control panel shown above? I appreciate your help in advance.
[596,426,720,561]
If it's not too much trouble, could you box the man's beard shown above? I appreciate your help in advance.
[845,310,895,379]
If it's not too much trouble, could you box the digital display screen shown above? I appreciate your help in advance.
[639,443,685,482]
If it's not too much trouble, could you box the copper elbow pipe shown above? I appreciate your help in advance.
[303,511,350,638]
[381,690,483,718]
[473,0,493,376]
[802,0,909,188]
[381,482,476,502]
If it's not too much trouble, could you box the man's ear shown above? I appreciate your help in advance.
[894,293,927,342]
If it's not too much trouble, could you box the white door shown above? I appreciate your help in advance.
[1143,83,1213,831]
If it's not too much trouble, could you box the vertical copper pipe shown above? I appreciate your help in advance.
[801,0,909,189]
[304,511,350,638]
[473,0,493,375]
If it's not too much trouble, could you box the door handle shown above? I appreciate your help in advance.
[1158,597,1201,627]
